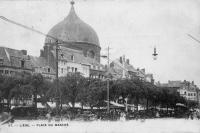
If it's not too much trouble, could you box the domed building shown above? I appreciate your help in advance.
[40,1,105,78]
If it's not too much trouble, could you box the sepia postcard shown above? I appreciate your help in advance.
[0,0,200,133]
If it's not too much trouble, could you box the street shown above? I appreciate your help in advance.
[1,118,200,133]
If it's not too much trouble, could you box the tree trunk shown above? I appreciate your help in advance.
[34,88,38,118]
[146,98,149,111]
[72,102,75,109]
[136,97,139,111]
[81,103,83,110]
[7,98,11,112]
[34,88,37,109]
[167,104,169,114]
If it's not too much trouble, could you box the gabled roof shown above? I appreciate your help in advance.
[168,80,183,88]
[29,56,55,74]
[29,56,48,68]
[0,47,32,69]
[112,58,137,73]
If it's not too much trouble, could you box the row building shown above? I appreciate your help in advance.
[0,1,105,80]
[108,55,154,83]
[0,1,154,83]
[156,80,200,104]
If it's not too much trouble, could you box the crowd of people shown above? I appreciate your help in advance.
[1,106,200,123]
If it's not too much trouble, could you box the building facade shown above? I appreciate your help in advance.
[0,47,33,76]
[157,80,200,103]
[0,2,106,81]
[40,1,105,79]
[109,55,154,83]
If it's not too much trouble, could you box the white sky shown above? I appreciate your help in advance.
[0,0,200,87]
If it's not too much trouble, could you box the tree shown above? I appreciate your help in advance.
[59,72,86,109]
[86,78,106,109]
[30,73,44,111]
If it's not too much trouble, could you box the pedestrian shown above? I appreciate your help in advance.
[190,112,194,120]
[156,111,160,118]
[46,111,52,122]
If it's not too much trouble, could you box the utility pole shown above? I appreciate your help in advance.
[55,40,60,116]
[107,46,110,114]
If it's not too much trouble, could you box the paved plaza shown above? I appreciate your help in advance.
[1,119,200,133]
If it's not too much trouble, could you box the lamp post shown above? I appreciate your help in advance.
[102,46,111,114]
[107,47,110,114]
[100,46,111,114]
[48,40,62,117]
[55,40,60,116]
[100,54,110,113]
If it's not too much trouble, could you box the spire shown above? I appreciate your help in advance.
[70,0,75,6]
[65,0,78,21]
[68,0,76,18]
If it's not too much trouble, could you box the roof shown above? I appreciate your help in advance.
[29,56,56,74]
[45,3,100,47]
[104,68,122,79]
[29,56,48,67]
[109,58,138,78]
[168,80,183,88]
[0,47,32,69]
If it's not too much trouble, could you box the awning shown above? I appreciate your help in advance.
[105,100,125,107]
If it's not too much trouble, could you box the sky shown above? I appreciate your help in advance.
[0,0,200,87]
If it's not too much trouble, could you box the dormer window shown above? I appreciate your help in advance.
[61,53,64,58]
[48,68,50,73]
[0,58,3,65]
[88,50,95,58]
[71,55,74,61]
[21,60,25,68]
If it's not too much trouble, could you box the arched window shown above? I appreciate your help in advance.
[21,60,25,68]
[88,50,95,58]
[48,68,50,73]
[71,55,74,61]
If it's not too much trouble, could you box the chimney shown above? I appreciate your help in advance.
[110,62,114,67]
[119,57,122,64]
[126,59,129,65]
[192,81,194,85]
[21,50,27,55]
[27,55,30,60]
[141,68,145,73]
[105,65,108,70]
[40,50,44,57]
[123,55,125,63]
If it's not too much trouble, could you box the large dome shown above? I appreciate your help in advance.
[45,2,100,47]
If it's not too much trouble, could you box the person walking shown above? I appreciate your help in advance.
[46,111,52,122]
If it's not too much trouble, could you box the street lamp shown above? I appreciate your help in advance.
[100,53,110,114]
[47,40,64,117]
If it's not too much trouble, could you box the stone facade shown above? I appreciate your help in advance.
[109,55,154,83]
[40,2,105,79]
[0,47,33,76]
[157,80,200,103]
